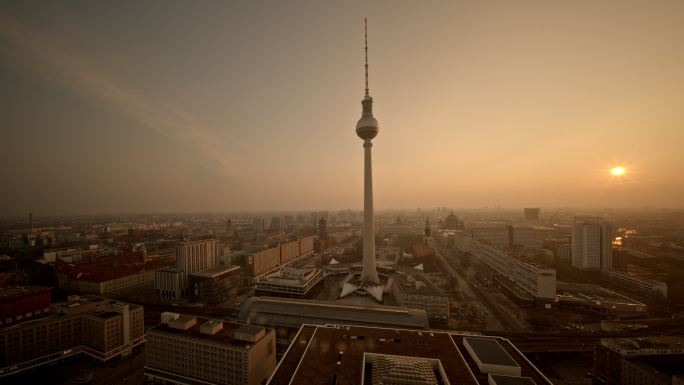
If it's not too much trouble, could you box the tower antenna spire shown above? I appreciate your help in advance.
[364,18,369,97]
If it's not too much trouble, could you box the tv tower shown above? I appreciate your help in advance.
[356,18,380,284]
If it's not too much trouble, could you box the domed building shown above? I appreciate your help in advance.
[445,211,461,230]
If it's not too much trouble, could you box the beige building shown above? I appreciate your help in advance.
[145,313,276,385]
[0,295,144,376]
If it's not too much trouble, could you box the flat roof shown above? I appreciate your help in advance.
[464,337,519,367]
[393,272,446,296]
[88,311,120,320]
[601,336,684,352]
[189,264,240,279]
[0,285,51,300]
[149,316,269,349]
[268,324,479,385]
[239,297,429,329]
[490,375,537,385]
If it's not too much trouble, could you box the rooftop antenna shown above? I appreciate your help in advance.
[364,18,369,97]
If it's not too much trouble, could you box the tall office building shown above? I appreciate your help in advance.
[177,239,221,276]
[357,19,380,285]
[156,239,221,300]
[571,218,612,270]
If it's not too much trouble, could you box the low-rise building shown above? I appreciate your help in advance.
[255,267,323,297]
[601,269,668,300]
[239,296,430,330]
[145,314,276,385]
[390,272,449,322]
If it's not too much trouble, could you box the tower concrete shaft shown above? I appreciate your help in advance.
[360,139,380,284]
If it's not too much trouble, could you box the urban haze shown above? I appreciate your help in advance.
[1,2,683,385]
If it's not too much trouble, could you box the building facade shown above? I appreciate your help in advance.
[189,265,241,304]
[572,219,612,270]
[595,336,684,385]
[0,286,52,328]
[472,243,557,300]
[145,314,276,385]
[0,295,144,376]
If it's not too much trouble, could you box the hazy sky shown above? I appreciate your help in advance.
[1,1,683,215]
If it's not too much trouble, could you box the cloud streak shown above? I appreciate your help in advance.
[0,11,246,177]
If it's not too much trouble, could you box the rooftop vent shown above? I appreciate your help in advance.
[200,320,224,335]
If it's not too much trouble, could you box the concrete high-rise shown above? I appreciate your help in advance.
[571,218,612,270]
[356,19,380,284]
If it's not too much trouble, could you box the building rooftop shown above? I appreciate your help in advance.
[268,325,552,385]
[88,311,121,320]
[239,296,429,329]
[557,282,645,307]
[392,272,445,297]
[464,337,519,367]
[189,264,240,279]
[489,374,537,385]
[149,316,268,350]
[0,285,51,301]
[56,257,172,283]
[601,336,684,354]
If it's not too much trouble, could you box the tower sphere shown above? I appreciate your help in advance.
[356,96,379,140]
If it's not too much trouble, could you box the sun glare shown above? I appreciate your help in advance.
[610,166,626,176]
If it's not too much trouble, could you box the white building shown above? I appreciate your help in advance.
[155,239,221,301]
[572,219,612,270]
[155,268,183,301]
[255,267,324,297]
[472,243,556,300]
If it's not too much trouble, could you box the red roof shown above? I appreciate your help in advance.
[57,254,172,283]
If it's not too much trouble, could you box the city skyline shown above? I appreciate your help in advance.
[2,1,684,216]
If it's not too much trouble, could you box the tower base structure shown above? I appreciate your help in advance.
[339,273,386,302]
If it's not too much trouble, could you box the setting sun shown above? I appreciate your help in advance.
[611,166,626,176]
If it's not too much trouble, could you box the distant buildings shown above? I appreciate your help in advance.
[572,218,613,270]
[524,208,541,222]
[145,314,276,385]
[471,223,536,248]
[472,222,510,248]
[595,336,684,385]
[0,294,144,376]
[473,242,556,300]
[245,236,315,280]
[57,253,172,297]
[267,324,553,385]
[601,269,668,300]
